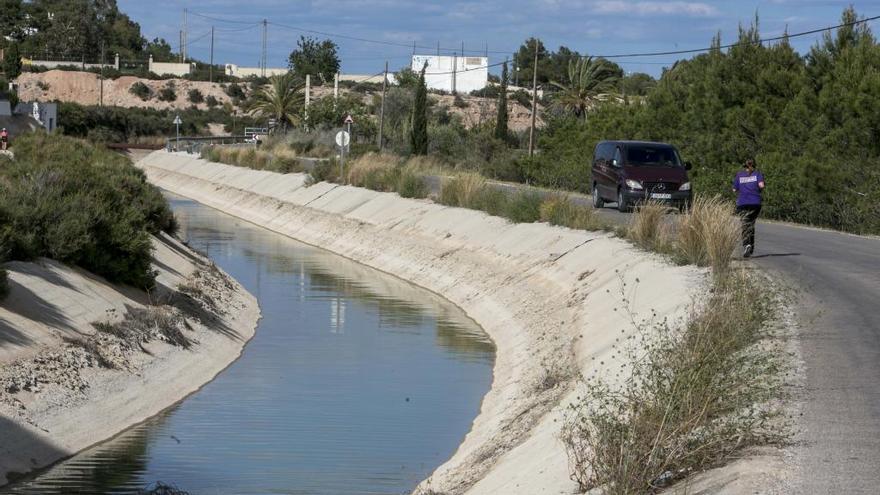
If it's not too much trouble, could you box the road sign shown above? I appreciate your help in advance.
[344,114,354,125]
[173,115,182,150]
[335,130,350,148]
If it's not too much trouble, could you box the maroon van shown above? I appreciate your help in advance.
[591,140,692,212]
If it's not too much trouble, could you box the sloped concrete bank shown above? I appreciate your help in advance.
[138,151,703,494]
[0,234,260,486]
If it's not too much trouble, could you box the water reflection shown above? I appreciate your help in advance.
[3,194,494,495]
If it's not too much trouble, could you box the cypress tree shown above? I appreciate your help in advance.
[410,62,428,155]
[3,43,22,80]
[495,61,509,141]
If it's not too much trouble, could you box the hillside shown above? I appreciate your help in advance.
[16,70,541,131]
[15,71,237,111]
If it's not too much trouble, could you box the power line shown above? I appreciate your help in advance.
[594,13,880,58]
[188,9,879,71]
[215,23,262,33]
[188,11,257,25]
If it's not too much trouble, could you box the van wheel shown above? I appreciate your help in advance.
[617,189,630,213]
[592,184,604,208]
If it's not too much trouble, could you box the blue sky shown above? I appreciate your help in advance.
[118,0,879,77]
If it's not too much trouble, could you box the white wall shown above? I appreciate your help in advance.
[411,55,488,93]
[150,59,192,77]
[225,64,288,78]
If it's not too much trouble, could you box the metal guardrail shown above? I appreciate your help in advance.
[166,135,256,154]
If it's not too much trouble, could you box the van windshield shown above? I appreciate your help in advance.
[625,146,682,167]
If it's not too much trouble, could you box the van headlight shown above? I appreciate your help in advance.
[625,179,643,190]
[679,182,691,191]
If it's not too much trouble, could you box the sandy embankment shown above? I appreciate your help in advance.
[0,233,260,486]
[138,151,704,494]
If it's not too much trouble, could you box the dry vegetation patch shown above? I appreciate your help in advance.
[563,269,788,494]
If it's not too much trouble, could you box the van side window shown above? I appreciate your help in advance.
[613,147,622,167]
[602,143,614,162]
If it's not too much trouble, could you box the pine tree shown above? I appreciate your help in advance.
[3,43,22,79]
[410,62,428,155]
[495,61,509,141]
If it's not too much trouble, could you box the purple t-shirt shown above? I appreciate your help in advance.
[733,170,764,206]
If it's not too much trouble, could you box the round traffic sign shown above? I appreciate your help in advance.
[335,130,350,147]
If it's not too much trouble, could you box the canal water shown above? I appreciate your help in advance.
[3,194,494,495]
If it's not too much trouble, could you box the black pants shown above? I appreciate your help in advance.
[736,204,761,248]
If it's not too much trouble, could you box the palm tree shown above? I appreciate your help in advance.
[247,72,304,131]
[550,57,620,119]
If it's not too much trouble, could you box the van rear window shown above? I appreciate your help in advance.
[625,146,681,167]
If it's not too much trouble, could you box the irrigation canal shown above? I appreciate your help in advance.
[2,193,494,495]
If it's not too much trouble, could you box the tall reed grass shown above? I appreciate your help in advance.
[677,196,741,272]
[627,201,670,251]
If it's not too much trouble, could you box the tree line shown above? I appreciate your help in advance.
[530,7,880,234]
[0,0,177,64]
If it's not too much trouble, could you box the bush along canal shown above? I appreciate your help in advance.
[1,194,494,495]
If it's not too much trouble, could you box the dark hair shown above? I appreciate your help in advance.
[744,159,755,169]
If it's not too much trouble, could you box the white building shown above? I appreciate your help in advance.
[411,55,488,94]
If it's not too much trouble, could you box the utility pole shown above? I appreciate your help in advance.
[378,61,388,149]
[436,41,440,56]
[99,41,105,106]
[209,26,215,82]
[452,51,457,94]
[305,74,310,128]
[528,39,539,157]
[261,19,268,77]
[183,8,187,62]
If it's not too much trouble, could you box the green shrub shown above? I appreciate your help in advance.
[225,83,245,99]
[205,95,219,107]
[0,268,7,300]
[308,159,341,185]
[129,81,151,100]
[158,82,177,102]
[472,187,509,217]
[396,170,428,199]
[539,195,603,230]
[187,88,204,104]
[0,133,176,288]
[504,191,542,223]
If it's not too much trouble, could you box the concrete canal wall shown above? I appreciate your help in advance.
[138,151,703,494]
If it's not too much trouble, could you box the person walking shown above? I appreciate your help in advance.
[732,158,765,258]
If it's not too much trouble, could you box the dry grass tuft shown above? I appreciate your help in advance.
[677,196,740,271]
[347,152,400,189]
[628,200,671,251]
[439,173,487,209]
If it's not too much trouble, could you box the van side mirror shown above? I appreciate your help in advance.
[684,161,692,170]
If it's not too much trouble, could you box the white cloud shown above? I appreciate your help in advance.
[593,1,718,17]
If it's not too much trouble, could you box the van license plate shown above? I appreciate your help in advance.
[650,193,672,200]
